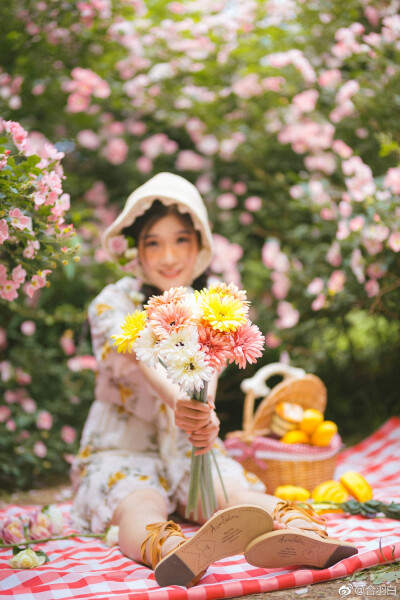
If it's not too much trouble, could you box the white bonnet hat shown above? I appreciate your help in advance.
[102,172,213,281]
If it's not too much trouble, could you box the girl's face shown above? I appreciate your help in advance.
[138,213,200,291]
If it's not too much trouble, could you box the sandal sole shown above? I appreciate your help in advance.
[154,504,273,587]
[245,529,358,569]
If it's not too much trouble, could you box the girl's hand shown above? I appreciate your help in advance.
[188,408,220,456]
[174,397,211,434]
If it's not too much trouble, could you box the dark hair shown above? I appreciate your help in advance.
[121,199,208,299]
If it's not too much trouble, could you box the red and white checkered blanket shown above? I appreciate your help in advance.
[1,417,399,600]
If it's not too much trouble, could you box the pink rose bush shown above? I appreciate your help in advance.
[0,119,78,302]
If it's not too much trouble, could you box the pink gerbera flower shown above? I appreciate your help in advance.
[228,322,265,369]
[197,322,231,371]
[145,287,188,318]
[149,302,193,339]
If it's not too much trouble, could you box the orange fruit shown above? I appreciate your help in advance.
[340,471,373,502]
[280,429,310,444]
[274,485,311,502]
[310,420,338,446]
[312,480,349,503]
[300,408,324,435]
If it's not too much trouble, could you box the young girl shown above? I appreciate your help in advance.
[71,172,357,588]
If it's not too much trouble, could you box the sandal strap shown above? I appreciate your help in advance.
[272,501,328,538]
[140,520,186,569]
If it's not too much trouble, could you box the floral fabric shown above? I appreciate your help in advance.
[71,277,264,533]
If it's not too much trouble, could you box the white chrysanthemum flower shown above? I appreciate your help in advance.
[164,347,213,393]
[133,326,160,368]
[158,326,199,363]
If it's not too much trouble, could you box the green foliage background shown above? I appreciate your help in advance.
[0,0,399,490]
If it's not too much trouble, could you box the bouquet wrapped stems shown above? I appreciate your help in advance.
[185,381,229,521]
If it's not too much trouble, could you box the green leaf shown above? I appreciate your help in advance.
[35,550,50,563]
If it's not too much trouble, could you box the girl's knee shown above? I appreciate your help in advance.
[112,488,168,524]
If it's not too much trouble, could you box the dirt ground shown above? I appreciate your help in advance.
[2,480,399,600]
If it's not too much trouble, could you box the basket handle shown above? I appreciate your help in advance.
[241,362,306,398]
[241,363,306,438]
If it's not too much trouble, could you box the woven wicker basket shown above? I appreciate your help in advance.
[224,363,341,493]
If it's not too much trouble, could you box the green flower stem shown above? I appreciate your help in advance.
[0,533,104,549]
[302,500,400,519]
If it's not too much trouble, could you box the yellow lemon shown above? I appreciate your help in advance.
[340,471,373,502]
[312,480,349,503]
[280,429,310,444]
[300,408,324,435]
[310,420,338,446]
[274,485,311,502]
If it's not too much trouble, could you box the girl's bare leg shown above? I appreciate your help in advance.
[111,489,185,564]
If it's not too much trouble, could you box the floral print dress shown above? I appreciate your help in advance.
[71,276,264,533]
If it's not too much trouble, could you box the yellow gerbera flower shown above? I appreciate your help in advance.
[112,310,147,353]
[200,293,248,332]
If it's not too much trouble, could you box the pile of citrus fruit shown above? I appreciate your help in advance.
[270,401,338,447]
[275,471,373,504]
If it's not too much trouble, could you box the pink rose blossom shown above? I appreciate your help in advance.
[12,264,26,285]
[292,89,319,113]
[383,167,400,195]
[136,156,153,174]
[349,215,365,232]
[108,235,128,255]
[85,180,108,205]
[67,92,90,112]
[67,355,97,372]
[60,330,75,355]
[6,419,16,432]
[262,76,285,91]
[175,150,207,171]
[350,248,365,283]
[244,196,262,212]
[21,320,36,335]
[21,398,37,414]
[363,238,383,256]
[232,73,263,98]
[307,278,324,295]
[77,129,100,150]
[104,138,128,165]
[36,410,53,430]
[318,69,342,87]
[0,517,25,545]
[0,406,11,422]
[216,193,237,210]
[265,332,281,349]
[0,280,19,301]
[275,302,300,329]
[336,80,360,104]
[9,208,32,232]
[305,153,336,174]
[311,294,326,311]
[23,239,40,259]
[326,241,342,267]
[232,182,247,195]
[33,441,47,458]
[365,279,380,298]
[366,263,387,279]
[328,270,346,294]
[332,139,353,158]
[239,212,253,225]
[61,425,77,444]
[16,368,31,385]
[0,219,9,244]
[388,232,400,252]
[28,511,52,540]
[271,272,290,300]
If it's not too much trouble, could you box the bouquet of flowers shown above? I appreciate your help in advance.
[112,283,264,519]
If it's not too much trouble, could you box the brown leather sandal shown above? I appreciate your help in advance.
[140,520,186,570]
[245,500,358,569]
[154,505,274,587]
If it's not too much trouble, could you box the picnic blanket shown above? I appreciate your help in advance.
[1,417,399,600]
